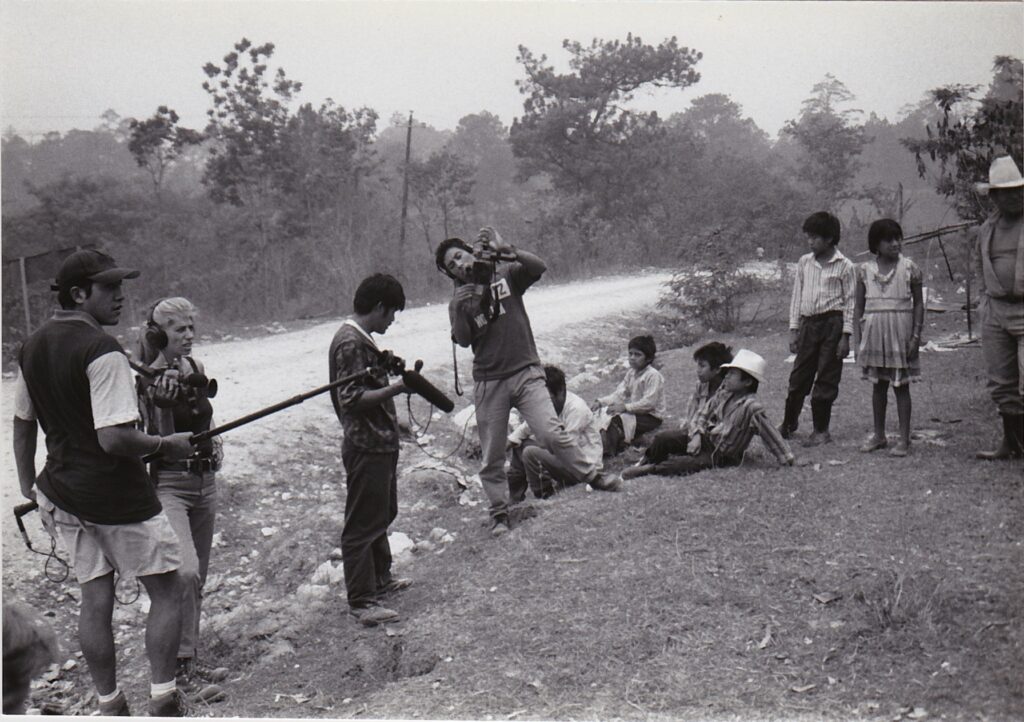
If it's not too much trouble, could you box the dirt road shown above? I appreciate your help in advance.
[1,270,669,564]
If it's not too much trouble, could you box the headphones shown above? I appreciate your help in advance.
[145,298,168,351]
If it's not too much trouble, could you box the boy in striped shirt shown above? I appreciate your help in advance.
[621,350,795,479]
[780,211,856,446]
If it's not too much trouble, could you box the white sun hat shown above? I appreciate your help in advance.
[719,349,767,385]
[976,155,1024,195]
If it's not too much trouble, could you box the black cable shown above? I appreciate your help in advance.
[404,395,478,463]
[114,574,142,606]
[26,536,70,583]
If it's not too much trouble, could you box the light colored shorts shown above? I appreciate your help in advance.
[37,491,182,585]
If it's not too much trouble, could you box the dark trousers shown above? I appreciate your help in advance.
[784,312,845,433]
[507,440,541,502]
[340,447,399,608]
[640,429,739,476]
[602,413,662,457]
[641,429,691,464]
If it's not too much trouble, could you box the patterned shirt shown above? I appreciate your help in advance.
[329,320,399,453]
[789,249,857,334]
[691,387,794,465]
[681,375,722,435]
[598,364,666,419]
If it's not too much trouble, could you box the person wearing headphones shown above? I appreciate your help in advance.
[133,297,224,699]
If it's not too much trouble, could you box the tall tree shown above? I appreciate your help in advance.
[201,38,302,207]
[128,106,204,199]
[278,100,379,235]
[448,112,518,214]
[510,34,702,219]
[407,149,475,250]
[902,56,1023,221]
[782,74,868,208]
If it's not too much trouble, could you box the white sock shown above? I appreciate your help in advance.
[150,679,176,698]
[97,687,122,704]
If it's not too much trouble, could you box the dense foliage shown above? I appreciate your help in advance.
[4,36,1016,350]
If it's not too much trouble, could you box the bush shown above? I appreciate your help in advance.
[659,263,783,332]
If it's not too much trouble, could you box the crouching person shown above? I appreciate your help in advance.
[329,274,412,627]
[506,365,604,501]
[622,350,795,480]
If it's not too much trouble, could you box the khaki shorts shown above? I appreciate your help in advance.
[37,491,181,584]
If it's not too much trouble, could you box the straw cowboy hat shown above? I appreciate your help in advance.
[719,349,767,385]
[975,155,1024,195]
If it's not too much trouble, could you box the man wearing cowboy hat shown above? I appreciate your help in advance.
[974,155,1024,460]
[13,249,196,715]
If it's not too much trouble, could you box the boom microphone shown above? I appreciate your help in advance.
[402,367,455,413]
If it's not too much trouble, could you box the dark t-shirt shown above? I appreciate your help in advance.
[19,315,161,524]
[448,263,542,381]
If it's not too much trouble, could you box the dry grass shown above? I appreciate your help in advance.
[210,305,1023,721]
[9,300,1021,720]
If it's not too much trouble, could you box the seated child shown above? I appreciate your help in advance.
[622,349,795,479]
[507,365,605,500]
[634,341,733,465]
[593,334,665,457]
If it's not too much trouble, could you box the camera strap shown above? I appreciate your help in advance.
[451,341,464,397]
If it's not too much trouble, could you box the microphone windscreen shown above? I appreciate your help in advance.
[184,372,208,388]
[402,370,455,413]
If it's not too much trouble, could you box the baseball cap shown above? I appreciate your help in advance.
[51,249,140,291]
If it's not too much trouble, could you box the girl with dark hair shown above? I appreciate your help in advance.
[854,220,925,457]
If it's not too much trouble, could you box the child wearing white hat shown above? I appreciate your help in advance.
[622,349,795,480]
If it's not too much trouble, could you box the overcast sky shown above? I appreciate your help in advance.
[1,1,1021,141]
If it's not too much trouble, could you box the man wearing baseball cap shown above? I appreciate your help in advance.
[973,156,1024,460]
[13,249,196,716]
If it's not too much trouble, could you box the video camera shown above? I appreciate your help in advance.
[129,359,218,400]
[379,351,455,413]
[470,228,517,285]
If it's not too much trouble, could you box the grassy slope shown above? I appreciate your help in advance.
[9,303,1019,720]
[219,308,1021,722]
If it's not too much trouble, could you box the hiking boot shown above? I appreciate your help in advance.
[859,435,888,453]
[801,431,832,448]
[98,691,131,716]
[490,514,511,538]
[976,413,1024,460]
[587,472,620,492]
[148,688,191,717]
[348,602,400,627]
[620,464,655,480]
[377,576,413,596]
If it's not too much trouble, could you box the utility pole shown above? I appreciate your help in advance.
[399,111,413,251]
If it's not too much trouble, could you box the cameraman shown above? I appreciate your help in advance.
[435,228,618,538]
